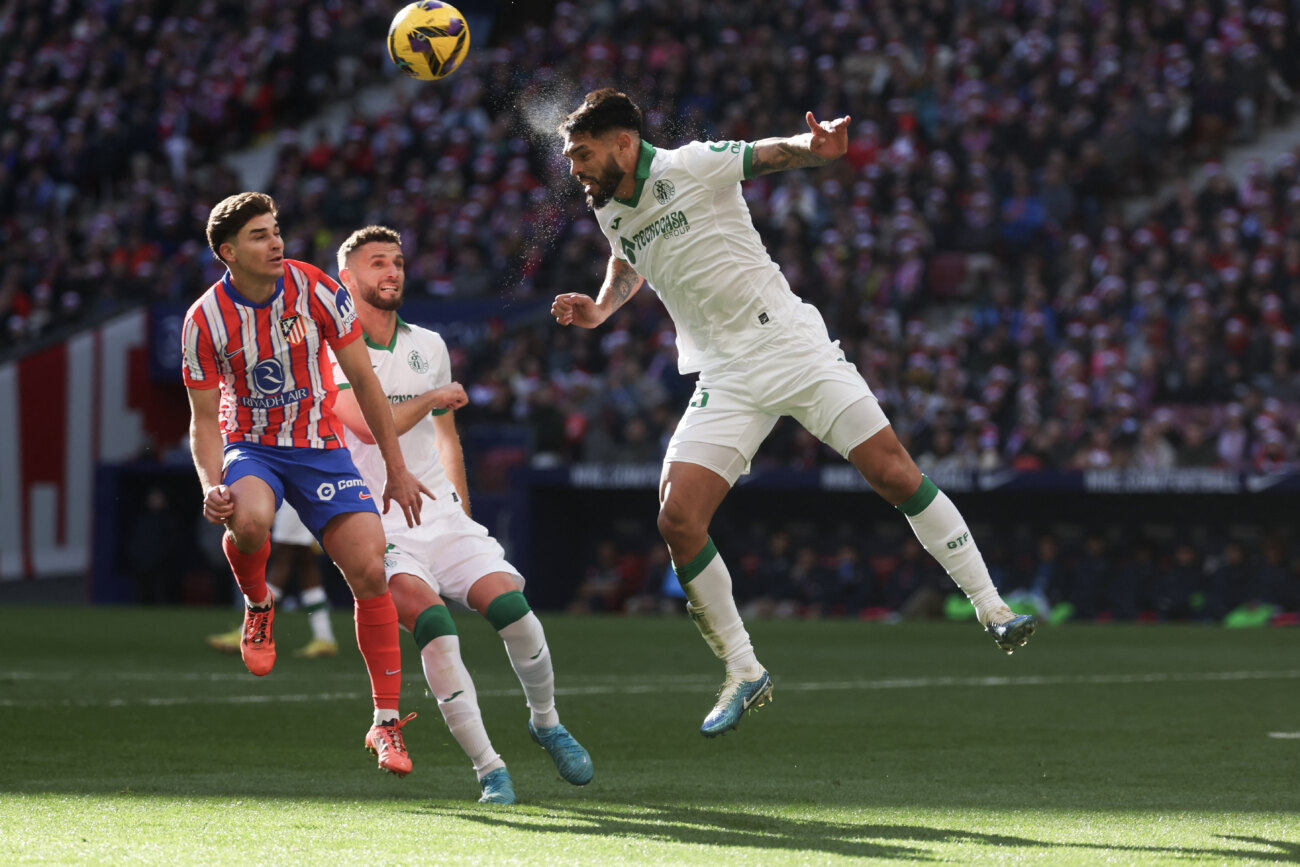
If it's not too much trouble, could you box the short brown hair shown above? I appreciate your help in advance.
[337,225,403,272]
[558,88,643,139]
[206,192,277,262]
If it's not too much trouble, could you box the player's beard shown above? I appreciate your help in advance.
[359,279,403,311]
[583,155,625,210]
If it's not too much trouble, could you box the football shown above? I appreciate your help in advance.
[387,1,471,81]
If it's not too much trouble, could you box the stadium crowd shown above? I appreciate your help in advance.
[9,1,1300,618]
[7,0,1300,473]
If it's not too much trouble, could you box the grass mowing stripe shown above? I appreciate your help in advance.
[3,669,1297,708]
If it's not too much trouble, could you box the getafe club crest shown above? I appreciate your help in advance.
[407,350,429,373]
[653,179,676,204]
[279,313,306,345]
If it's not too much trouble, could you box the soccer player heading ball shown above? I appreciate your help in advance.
[182,192,431,775]
[552,89,1036,737]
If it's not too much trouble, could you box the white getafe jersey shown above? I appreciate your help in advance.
[595,139,828,374]
[328,317,455,530]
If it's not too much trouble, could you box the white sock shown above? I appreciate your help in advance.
[373,708,399,726]
[246,583,278,611]
[902,482,1006,625]
[498,612,559,729]
[300,586,336,643]
[678,540,763,680]
[421,635,503,777]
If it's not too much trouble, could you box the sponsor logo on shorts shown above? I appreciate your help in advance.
[317,478,366,501]
[359,492,372,500]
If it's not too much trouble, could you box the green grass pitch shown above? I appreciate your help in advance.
[1,607,1297,864]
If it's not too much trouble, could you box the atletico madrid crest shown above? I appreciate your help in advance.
[279,314,306,345]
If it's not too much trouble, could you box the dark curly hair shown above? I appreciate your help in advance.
[558,88,643,138]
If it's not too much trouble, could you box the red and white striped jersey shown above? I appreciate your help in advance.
[181,259,361,449]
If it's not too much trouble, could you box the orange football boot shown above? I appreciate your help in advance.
[364,712,417,776]
[240,602,276,676]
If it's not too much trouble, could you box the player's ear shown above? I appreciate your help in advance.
[218,241,236,265]
[338,267,354,289]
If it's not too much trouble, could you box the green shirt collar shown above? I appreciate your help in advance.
[613,140,656,208]
[362,314,407,352]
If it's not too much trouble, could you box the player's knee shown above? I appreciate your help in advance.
[871,454,922,503]
[226,517,271,550]
[343,559,389,598]
[657,499,702,547]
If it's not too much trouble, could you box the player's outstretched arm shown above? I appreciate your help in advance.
[187,385,234,525]
[552,255,644,328]
[750,112,851,176]
[334,381,468,444]
[333,339,434,527]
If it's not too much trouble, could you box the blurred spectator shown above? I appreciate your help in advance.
[568,539,628,614]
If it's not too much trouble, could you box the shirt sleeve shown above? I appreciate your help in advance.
[181,309,219,389]
[428,332,453,415]
[308,270,363,348]
[681,140,755,189]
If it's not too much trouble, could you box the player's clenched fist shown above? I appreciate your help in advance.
[552,293,602,328]
[203,484,234,524]
[428,382,468,411]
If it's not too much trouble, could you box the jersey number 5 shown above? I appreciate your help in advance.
[689,389,709,408]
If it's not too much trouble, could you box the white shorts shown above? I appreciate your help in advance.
[271,502,316,547]
[665,340,889,485]
[381,492,523,608]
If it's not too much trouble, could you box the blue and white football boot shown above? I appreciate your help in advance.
[477,767,516,804]
[700,670,773,737]
[986,612,1037,655]
[528,721,594,786]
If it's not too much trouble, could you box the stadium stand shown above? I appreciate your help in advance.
[5,0,1300,621]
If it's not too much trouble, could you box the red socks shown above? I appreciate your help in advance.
[222,535,271,605]
[354,593,402,710]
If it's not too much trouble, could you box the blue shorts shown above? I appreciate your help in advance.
[222,442,378,541]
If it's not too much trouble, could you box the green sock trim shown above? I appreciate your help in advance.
[413,604,457,649]
[302,601,330,615]
[673,537,719,585]
[895,475,940,517]
[485,590,531,631]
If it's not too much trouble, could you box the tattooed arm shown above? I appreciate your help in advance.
[551,255,645,329]
[750,111,852,176]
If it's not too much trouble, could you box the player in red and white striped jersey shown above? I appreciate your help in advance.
[182,192,430,776]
